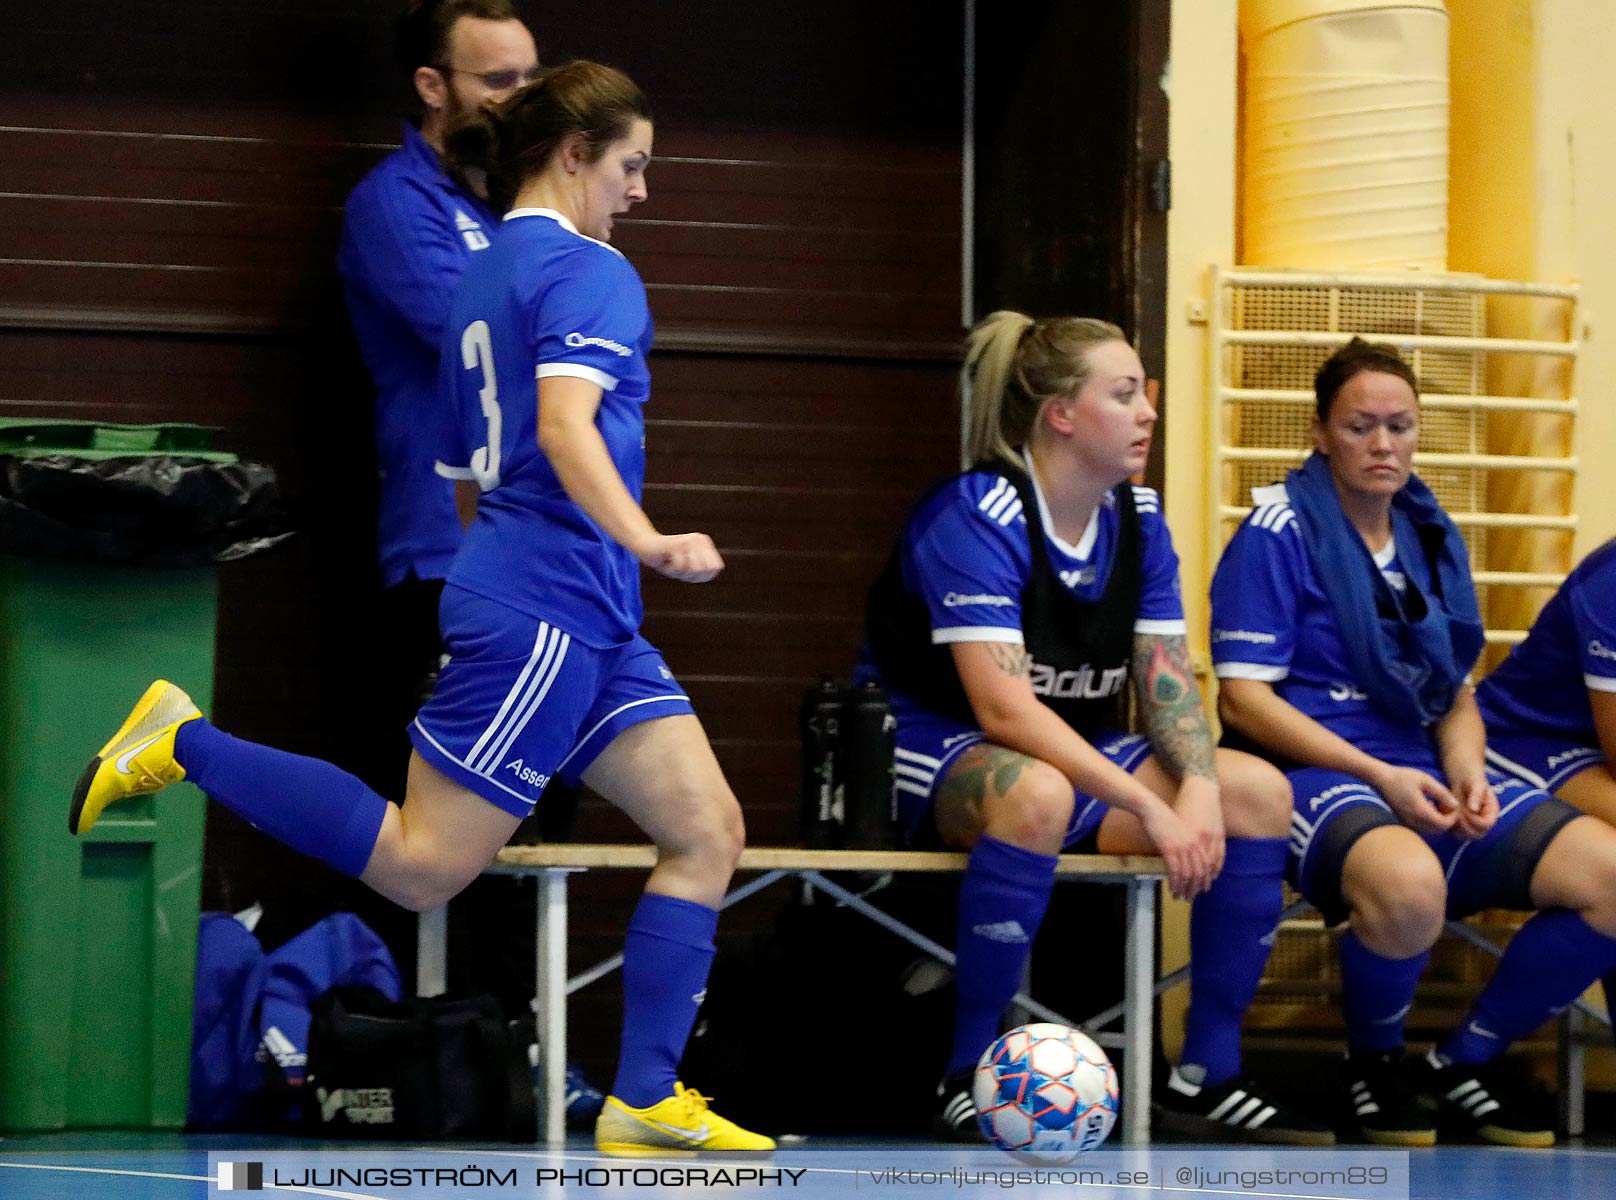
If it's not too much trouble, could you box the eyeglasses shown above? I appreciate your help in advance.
[433,64,543,91]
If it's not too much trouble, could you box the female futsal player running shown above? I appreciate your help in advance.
[860,311,1331,1145]
[1476,536,1616,1044]
[1211,337,1616,1147]
[69,60,771,1157]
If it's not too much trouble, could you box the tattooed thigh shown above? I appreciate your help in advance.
[933,743,1041,848]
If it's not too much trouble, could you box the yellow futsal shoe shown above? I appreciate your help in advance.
[69,679,201,835]
[595,1083,775,1156]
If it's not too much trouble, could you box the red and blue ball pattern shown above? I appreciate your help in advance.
[972,1022,1120,1158]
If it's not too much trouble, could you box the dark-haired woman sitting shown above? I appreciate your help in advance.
[1211,337,1616,1147]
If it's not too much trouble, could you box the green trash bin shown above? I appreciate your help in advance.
[0,420,274,1130]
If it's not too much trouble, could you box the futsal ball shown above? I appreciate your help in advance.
[972,1022,1119,1158]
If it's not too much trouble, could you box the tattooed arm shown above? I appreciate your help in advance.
[950,638,1214,897]
[1130,631,1217,783]
[951,640,1167,823]
[1131,632,1225,881]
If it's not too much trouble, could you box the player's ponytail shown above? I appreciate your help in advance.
[963,312,1128,466]
[445,60,651,212]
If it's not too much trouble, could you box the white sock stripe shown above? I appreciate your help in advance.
[467,623,553,768]
[479,629,570,775]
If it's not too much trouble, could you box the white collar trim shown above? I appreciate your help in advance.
[1019,449,1099,560]
[503,207,624,257]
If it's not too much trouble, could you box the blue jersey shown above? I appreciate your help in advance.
[1210,488,1437,758]
[873,463,1185,657]
[437,208,653,647]
[1477,538,1616,742]
[338,123,499,588]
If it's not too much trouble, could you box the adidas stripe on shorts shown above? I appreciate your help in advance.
[410,585,694,816]
[888,688,1150,848]
[1483,730,1606,794]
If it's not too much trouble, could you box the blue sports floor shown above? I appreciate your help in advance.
[0,1133,1612,1199]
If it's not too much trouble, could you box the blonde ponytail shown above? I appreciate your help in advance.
[962,312,1128,466]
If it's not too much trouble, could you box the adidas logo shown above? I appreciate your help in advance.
[260,1025,305,1069]
[454,209,480,231]
[1349,1079,1381,1116]
[971,920,1029,944]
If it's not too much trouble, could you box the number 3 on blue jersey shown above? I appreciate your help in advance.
[460,319,502,491]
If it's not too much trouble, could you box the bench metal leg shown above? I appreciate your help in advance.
[1559,1006,1585,1137]
[1122,878,1155,1145]
[536,868,571,1145]
[416,904,448,997]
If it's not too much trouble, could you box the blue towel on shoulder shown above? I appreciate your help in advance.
[1284,452,1484,727]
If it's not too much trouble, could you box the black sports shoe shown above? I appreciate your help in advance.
[1417,1051,1555,1148]
[1342,1050,1436,1146]
[932,1071,984,1142]
[1155,1066,1336,1146]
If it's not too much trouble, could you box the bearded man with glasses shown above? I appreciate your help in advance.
[339,0,539,776]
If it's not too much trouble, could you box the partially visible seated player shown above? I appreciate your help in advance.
[1210,337,1616,1148]
[1476,535,1616,1039]
[861,310,1331,1146]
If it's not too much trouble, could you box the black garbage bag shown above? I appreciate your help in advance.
[0,454,294,566]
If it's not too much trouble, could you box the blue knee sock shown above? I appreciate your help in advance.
[611,892,719,1109]
[1178,837,1287,1087]
[174,718,387,878]
[1437,909,1616,1066]
[945,836,1058,1077]
[1338,929,1430,1054]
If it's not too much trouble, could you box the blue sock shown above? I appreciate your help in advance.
[1178,837,1287,1087]
[945,836,1058,1077]
[174,718,387,878]
[611,892,719,1108]
[1437,909,1616,1066]
[1339,930,1430,1054]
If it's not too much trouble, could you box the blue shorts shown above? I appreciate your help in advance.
[1485,731,1606,793]
[409,587,694,817]
[889,692,1151,850]
[1287,760,1581,922]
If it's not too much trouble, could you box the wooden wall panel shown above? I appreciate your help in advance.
[0,2,969,1085]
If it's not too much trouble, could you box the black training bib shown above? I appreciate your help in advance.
[864,463,1142,739]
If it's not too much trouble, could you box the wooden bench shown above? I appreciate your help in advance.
[415,845,1168,1145]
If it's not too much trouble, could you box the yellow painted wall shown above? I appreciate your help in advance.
[1527,0,1616,553]
[1160,0,1240,1056]
[1159,0,1616,1072]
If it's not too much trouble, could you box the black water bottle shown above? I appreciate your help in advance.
[839,680,898,850]
[799,675,844,848]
